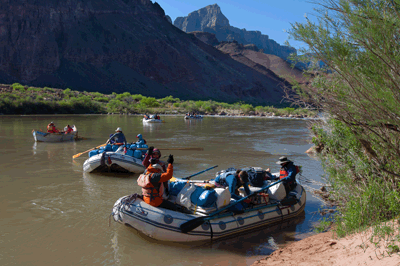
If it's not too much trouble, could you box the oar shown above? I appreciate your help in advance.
[179,178,285,233]
[72,143,107,159]
[135,147,204,151]
[182,165,218,180]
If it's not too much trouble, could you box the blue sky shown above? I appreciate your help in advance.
[155,0,318,50]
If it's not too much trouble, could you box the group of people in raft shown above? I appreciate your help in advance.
[143,114,161,120]
[47,122,74,134]
[138,146,300,212]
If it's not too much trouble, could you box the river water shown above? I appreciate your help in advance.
[0,115,326,266]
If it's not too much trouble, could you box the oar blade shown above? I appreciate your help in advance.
[72,153,82,159]
[180,216,206,233]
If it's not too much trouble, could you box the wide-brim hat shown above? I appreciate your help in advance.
[276,156,291,164]
[115,127,122,132]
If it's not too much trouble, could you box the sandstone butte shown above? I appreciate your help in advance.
[252,222,400,266]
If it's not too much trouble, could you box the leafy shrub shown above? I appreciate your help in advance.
[94,97,109,102]
[140,97,159,107]
[12,83,25,92]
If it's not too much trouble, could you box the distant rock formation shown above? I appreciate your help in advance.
[174,4,296,60]
[0,0,294,106]
[189,32,220,46]
[174,4,230,32]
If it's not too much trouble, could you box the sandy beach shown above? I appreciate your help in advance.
[252,224,400,266]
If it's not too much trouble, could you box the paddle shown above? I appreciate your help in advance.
[72,143,107,159]
[182,165,218,180]
[135,147,204,151]
[179,178,285,233]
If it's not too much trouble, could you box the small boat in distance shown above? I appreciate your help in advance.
[143,114,163,123]
[32,125,78,142]
[184,114,203,119]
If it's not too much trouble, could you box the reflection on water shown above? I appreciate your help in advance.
[0,115,326,266]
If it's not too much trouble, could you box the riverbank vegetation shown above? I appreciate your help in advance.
[289,0,400,248]
[0,84,316,117]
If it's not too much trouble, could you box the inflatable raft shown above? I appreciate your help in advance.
[143,114,163,123]
[32,125,78,142]
[184,115,203,120]
[111,174,306,242]
[83,143,148,173]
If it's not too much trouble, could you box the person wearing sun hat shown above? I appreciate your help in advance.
[267,156,299,195]
[106,127,127,145]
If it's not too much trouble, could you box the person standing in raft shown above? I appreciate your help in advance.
[137,154,176,211]
[47,121,59,133]
[267,156,299,195]
[106,127,127,145]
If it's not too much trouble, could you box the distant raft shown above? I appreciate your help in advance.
[83,143,147,173]
[111,172,306,242]
[184,115,203,120]
[32,125,78,142]
[142,118,163,123]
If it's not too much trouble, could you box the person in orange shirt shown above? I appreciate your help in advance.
[137,154,176,211]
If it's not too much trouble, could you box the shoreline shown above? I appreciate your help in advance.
[0,113,322,120]
[252,224,400,266]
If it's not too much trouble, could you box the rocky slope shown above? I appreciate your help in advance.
[190,32,305,84]
[174,4,296,60]
[0,0,293,106]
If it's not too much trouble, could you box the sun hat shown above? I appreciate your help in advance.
[115,127,122,132]
[276,156,292,165]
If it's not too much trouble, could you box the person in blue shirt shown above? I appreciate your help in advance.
[214,170,251,212]
[267,156,298,195]
[106,127,127,145]
[214,170,251,200]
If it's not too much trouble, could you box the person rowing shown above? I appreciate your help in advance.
[106,127,127,146]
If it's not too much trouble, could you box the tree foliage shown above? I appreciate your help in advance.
[289,0,400,234]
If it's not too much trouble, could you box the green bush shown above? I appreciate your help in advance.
[240,104,254,114]
[140,97,159,107]
[94,97,109,102]
[12,83,25,92]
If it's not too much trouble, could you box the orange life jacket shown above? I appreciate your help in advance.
[280,165,301,179]
[137,172,164,201]
[279,169,288,179]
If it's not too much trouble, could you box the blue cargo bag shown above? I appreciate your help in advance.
[104,144,113,152]
[190,186,218,208]
[168,181,188,196]
[89,150,98,157]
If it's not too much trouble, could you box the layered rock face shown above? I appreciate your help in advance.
[0,0,291,105]
[174,4,296,60]
[215,41,305,84]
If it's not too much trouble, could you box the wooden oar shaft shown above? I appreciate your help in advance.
[72,143,106,159]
